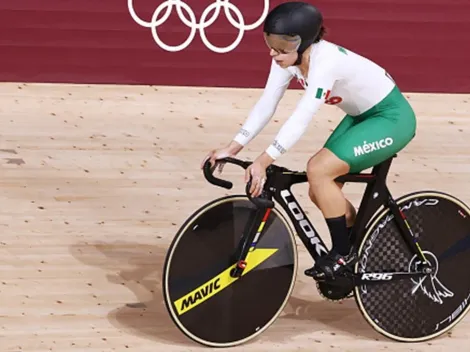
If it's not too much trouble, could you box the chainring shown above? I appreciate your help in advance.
[316,277,354,301]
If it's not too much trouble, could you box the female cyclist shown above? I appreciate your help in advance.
[201,1,416,280]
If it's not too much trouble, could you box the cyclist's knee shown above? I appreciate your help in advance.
[307,148,349,187]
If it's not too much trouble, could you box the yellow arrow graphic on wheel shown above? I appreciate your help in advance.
[174,248,278,316]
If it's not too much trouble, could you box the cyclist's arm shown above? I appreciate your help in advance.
[265,67,336,160]
[232,60,293,147]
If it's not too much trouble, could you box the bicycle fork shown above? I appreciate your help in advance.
[230,207,272,278]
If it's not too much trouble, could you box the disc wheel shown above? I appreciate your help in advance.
[162,195,298,347]
[355,191,470,341]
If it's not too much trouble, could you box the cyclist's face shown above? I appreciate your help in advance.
[264,32,301,67]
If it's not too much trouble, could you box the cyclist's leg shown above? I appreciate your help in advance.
[309,114,358,227]
[323,114,356,146]
[307,86,417,279]
[326,98,416,174]
[324,91,416,247]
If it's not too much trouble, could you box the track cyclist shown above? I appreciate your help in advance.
[201,1,417,281]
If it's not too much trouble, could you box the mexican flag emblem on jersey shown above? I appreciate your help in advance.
[315,88,331,100]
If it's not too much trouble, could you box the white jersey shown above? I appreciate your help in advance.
[233,40,396,160]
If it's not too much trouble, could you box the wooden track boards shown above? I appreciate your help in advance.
[1,82,469,351]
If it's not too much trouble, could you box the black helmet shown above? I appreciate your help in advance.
[263,1,323,65]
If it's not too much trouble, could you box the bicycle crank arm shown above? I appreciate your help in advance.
[353,271,428,285]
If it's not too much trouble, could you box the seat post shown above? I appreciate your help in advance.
[370,155,395,180]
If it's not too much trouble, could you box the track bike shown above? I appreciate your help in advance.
[162,155,470,347]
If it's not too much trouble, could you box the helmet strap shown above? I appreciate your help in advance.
[294,39,314,66]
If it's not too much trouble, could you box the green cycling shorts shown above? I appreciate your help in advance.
[324,85,416,173]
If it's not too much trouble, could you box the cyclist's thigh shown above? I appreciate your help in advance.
[325,112,416,173]
[324,114,356,146]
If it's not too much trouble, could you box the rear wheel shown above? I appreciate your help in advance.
[162,195,298,347]
[355,191,470,341]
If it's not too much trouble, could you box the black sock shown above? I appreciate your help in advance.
[325,215,350,256]
[347,225,355,245]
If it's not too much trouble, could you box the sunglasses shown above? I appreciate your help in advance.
[263,32,301,54]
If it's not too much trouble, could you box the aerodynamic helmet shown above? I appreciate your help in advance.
[263,2,324,65]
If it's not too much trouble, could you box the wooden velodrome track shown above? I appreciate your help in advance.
[1,81,469,351]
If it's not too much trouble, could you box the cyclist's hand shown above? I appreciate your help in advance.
[245,161,267,198]
[245,153,274,197]
[201,148,231,173]
[201,141,243,174]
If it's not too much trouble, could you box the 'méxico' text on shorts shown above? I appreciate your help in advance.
[354,138,394,157]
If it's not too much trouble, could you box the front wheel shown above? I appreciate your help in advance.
[355,191,470,341]
[162,195,298,347]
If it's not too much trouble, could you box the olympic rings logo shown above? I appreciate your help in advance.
[128,0,270,53]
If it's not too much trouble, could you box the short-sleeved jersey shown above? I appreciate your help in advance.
[233,40,396,160]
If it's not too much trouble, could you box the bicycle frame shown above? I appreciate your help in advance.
[272,156,396,262]
[203,156,430,283]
